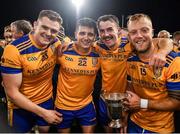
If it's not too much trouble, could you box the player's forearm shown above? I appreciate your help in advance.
[6,89,47,117]
[148,97,180,111]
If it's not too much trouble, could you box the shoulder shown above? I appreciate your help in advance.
[165,51,179,67]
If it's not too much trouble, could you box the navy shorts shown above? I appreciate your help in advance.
[8,98,53,132]
[127,118,154,133]
[56,102,96,129]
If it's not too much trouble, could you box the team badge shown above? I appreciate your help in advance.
[92,57,98,66]
[153,67,162,79]
[118,47,125,53]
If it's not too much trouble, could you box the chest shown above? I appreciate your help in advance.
[59,54,100,75]
[20,49,56,76]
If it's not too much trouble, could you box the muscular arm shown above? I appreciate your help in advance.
[150,38,173,67]
[148,96,180,111]
[148,90,180,111]
[124,90,180,111]
[2,73,62,124]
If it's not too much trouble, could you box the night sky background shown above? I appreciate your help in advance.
[0,0,179,38]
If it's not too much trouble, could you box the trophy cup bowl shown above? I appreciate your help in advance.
[103,92,126,128]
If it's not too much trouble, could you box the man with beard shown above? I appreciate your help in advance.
[94,14,173,132]
[124,13,180,133]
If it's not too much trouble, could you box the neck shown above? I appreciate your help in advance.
[138,43,155,61]
[74,43,91,55]
[108,39,119,50]
[31,33,46,49]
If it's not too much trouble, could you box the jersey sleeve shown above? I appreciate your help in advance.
[165,57,180,99]
[1,44,22,74]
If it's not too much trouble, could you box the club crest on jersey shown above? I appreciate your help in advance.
[118,47,125,53]
[171,72,180,80]
[92,57,98,66]
[153,67,162,79]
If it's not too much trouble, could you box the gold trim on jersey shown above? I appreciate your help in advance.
[16,40,31,49]
[16,40,32,52]
[166,55,174,63]
[19,43,32,52]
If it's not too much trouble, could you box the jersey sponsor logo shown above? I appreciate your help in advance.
[101,53,127,61]
[131,77,160,89]
[1,57,5,63]
[129,64,137,69]
[63,67,97,75]
[1,57,17,66]
[27,61,55,76]
[27,57,38,61]
[65,56,73,61]
[171,72,180,80]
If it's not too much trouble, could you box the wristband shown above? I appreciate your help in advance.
[140,99,148,108]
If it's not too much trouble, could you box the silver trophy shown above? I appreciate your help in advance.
[102,92,126,128]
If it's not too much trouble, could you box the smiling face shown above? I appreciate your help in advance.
[128,16,153,53]
[75,25,95,49]
[33,16,61,47]
[98,20,120,48]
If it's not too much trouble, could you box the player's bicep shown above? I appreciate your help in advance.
[2,73,22,97]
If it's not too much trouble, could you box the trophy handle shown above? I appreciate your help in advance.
[100,93,112,119]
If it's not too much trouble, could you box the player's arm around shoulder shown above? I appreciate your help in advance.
[56,37,73,56]
[150,38,173,67]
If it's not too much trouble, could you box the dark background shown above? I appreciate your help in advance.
[0,0,179,38]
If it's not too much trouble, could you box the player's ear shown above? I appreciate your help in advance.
[33,21,38,30]
[74,32,77,40]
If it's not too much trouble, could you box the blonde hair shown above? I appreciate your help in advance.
[127,13,152,28]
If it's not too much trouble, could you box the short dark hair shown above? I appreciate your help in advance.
[76,18,97,35]
[38,10,63,25]
[173,31,180,39]
[11,20,33,35]
[97,14,119,28]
